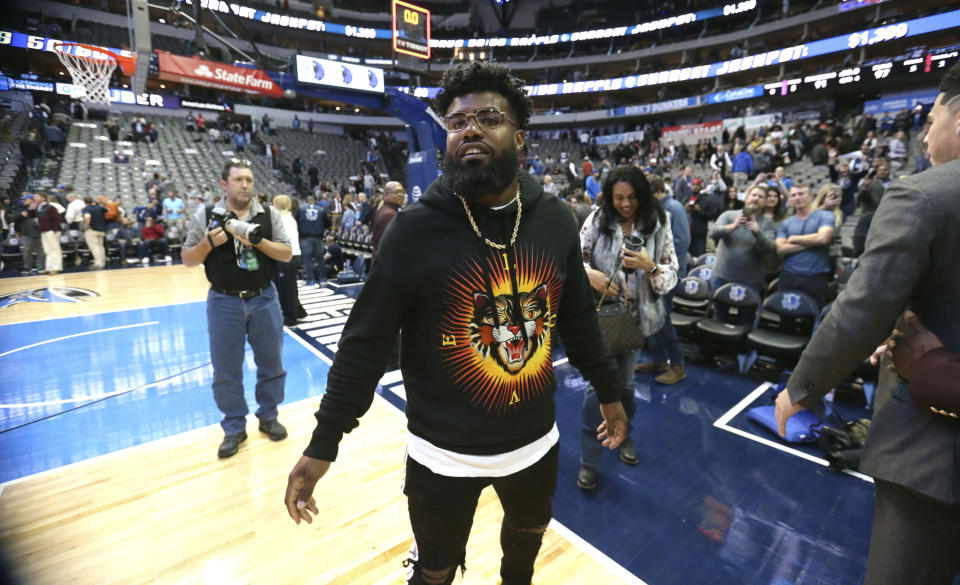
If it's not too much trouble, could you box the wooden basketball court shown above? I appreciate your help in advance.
[0,267,640,585]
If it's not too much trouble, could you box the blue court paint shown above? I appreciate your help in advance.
[0,301,329,483]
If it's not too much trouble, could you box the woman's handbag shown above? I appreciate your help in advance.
[596,300,645,354]
[595,257,645,354]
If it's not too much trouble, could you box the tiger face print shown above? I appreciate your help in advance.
[469,284,549,375]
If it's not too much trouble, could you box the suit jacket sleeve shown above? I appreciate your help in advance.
[787,178,936,405]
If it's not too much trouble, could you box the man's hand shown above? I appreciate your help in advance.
[597,401,627,449]
[775,389,804,438]
[284,456,330,525]
[746,219,760,233]
[207,226,227,247]
[887,311,945,381]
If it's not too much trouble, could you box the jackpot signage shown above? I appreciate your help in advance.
[156,51,282,98]
[295,56,385,93]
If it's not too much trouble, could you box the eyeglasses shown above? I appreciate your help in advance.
[442,108,517,133]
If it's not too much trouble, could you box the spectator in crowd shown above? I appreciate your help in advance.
[731,147,753,190]
[888,130,907,170]
[542,174,558,197]
[115,217,141,264]
[673,166,693,205]
[323,232,344,278]
[770,166,793,191]
[720,185,744,213]
[328,192,343,229]
[709,186,776,298]
[760,184,787,228]
[163,190,185,232]
[83,196,108,270]
[686,178,720,257]
[19,131,44,175]
[775,184,836,308]
[196,113,206,132]
[298,194,329,286]
[857,160,892,212]
[704,169,728,198]
[371,181,404,256]
[827,148,868,218]
[340,194,356,231]
[641,174,691,384]
[139,216,171,264]
[64,192,85,231]
[585,170,601,201]
[272,195,302,327]
[356,192,372,226]
[105,117,120,141]
[292,115,300,132]
[709,143,732,181]
[14,194,42,273]
[579,165,679,487]
[132,116,147,142]
[33,193,62,275]
[570,192,593,228]
[529,155,543,175]
[44,120,66,156]
[100,195,122,230]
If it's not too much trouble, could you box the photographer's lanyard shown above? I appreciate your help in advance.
[234,237,259,271]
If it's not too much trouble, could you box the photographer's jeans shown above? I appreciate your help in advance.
[207,283,286,435]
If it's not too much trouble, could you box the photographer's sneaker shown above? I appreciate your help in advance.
[258,419,288,441]
[218,431,247,458]
[141,258,150,266]
[164,255,172,264]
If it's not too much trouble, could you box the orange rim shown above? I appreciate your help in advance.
[53,42,136,77]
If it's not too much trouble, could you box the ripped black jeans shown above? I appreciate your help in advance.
[403,443,559,585]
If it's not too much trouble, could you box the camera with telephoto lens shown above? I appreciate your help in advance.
[622,234,646,274]
[210,208,263,245]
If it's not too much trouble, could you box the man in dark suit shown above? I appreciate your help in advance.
[775,63,960,584]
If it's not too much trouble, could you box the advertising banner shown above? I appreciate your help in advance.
[661,120,724,139]
[156,50,282,98]
[863,88,939,114]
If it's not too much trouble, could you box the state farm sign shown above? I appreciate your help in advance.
[156,51,282,98]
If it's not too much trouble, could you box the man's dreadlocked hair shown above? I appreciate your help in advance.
[433,62,532,130]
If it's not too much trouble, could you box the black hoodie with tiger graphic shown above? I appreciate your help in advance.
[304,171,621,462]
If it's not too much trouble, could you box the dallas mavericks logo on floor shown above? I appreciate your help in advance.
[729,285,746,302]
[781,292,801,311]
[0,287,99,309]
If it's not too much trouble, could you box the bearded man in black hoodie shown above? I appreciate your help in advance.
[285,62,628,585]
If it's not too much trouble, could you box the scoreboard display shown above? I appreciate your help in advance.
[393,0,431,60]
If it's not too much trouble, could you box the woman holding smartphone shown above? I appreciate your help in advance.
[576,165,679,490]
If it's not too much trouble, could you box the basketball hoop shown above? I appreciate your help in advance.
[54,42,136,105]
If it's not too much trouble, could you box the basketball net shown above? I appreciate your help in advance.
[54,44,118,105]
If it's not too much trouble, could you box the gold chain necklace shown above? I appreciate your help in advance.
[455,184,522,250]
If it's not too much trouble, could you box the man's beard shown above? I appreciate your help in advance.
[443,144,520,201]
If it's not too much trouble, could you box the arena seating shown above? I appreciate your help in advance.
[58,112,292,218]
